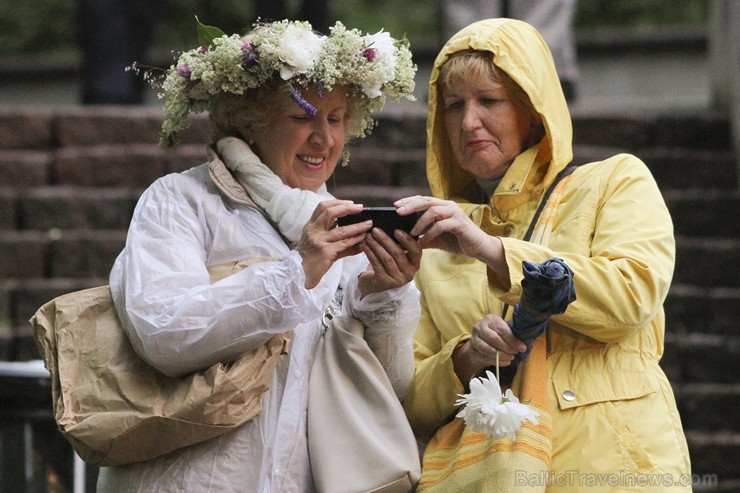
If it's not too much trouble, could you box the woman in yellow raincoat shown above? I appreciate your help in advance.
[397,18,691,492]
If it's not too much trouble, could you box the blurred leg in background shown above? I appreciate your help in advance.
[254,0,286,24]
[440,0,579,102]
[78,0,163,104]
[254,0,331,33]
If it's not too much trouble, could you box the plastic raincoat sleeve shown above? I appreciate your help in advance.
[342,265,422,399]
[402,288,467,440]
[110,177,330,378]
[495,156,675,343]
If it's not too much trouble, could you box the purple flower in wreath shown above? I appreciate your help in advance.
[362,48,377,62]
[315,81,326,99]
[240,42,257,69]
[177,65,192,79]
[291,88,317,116]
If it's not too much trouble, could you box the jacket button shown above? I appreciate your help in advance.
[562,390,576,402]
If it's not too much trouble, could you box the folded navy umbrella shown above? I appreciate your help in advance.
[498,257,576,384]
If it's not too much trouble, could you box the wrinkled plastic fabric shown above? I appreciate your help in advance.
[108,161,331,379]
[94,158,420,492]
[31,259,290,466]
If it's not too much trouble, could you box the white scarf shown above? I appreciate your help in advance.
[216,137,335,243]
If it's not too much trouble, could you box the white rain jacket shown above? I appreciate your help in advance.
[96,147,420,493]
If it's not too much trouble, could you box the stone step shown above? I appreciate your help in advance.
[642,147,739,191]
[3,184,431,233]
[674,237,740,288]
[0,277,106,332]
[0,277,106,361]
[570,109,734,151]
[334,147,427,189]
[0,229,125,280]
[694,477,738,493]
[15,186,140,230]
[0,107,206,150]
[663,330,740,385]
[674,383,740,433]
[665,190,740,238]
[0,145,202,188]
[51,144,201,187]
[0,188,14,230]
[0,105,733,152]
[665,284,740,339]
[3,226,736,286]
[2,216,737,290]
[4,285,736,370]
[1,116,735,196]
[685,431,740,488]
[0,150,51,187]
[673,383,739,490]
[0,230,48,279]
[573,145,739,191]
[659,285,739,384]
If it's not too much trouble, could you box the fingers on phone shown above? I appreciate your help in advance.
[335,220,372,238]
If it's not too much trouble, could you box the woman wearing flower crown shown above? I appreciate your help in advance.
[96,19,420,492]
[395,18,691,492]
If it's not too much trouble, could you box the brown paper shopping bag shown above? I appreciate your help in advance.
[31,258,289,466]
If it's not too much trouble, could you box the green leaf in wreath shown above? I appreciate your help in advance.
[195,16,226,46]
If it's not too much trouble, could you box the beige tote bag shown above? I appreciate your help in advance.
[307,314,421,493]
[31,258,290,467]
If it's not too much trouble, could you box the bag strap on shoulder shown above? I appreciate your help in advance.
[521,163,581,243]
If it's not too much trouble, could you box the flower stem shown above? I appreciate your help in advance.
[496,350,500,383]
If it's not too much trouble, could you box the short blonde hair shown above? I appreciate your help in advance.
[439,50,535,116]
[439,50,544,148]
[209,80,364,144]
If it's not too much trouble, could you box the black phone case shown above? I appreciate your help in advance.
[336,207,421,237]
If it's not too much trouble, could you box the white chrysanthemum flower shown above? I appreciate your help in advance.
[279,24,324,80]
[364,30,396,58]
[360,30,398,97]
[455,370,539,441]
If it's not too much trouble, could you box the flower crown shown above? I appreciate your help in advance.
[132,18,417,147]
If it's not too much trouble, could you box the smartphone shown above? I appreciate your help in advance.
[336,207,422,238]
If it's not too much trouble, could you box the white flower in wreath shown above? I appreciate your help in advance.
[455,370,539,441]
[279,24,325,80]
[361,30,398,97]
